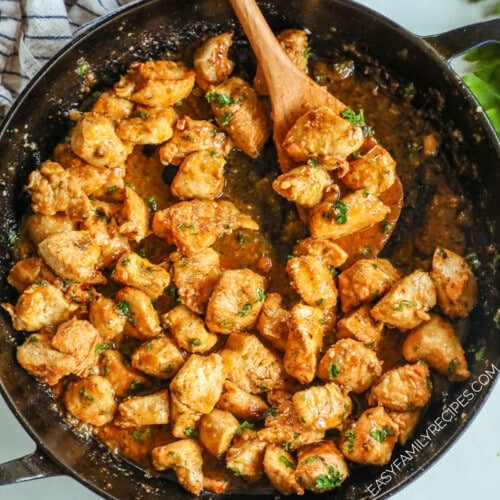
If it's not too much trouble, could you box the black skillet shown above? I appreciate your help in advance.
[0,1,498,498]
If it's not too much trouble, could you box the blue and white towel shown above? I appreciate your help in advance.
[0,0,135,123]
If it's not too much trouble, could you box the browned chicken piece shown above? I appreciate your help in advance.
[389,409,422,445]
[310,190,391,241]
[283,107,364,166]
[217,380,269,421]
[339,406,399,466]
[256,292,289,352]
[402,313,470,381]
[198,408,240,457]
[63,374,117,426]
[151,439,204,496]
[162,305,218,353]
[284,303,325,384]
[262,444,304,495]
[114,389,170,427]
[430,247,477,318]
[295,440,349,492]
[117,187,151,243]
[203,459,232,494]
[286,255,338,308]
[170,391,203,439]
[27,160,92,218]
[193,32,235,91]
[170,353,225,414]
[89,295,127,340]
[259,390,325,450]
[272,165,332,208]
[111,251,170,299]
[342,144,396,195]
[206,76,271,158]
[205,268,265,334]
[254,28,309,95]
[115,60,196,107]
[170,248,222,314]
[293,237,348,269]
[91,90,134,120]
[38,230,106,285]
[115,287,162,340]
[131,334,185,380]
[292,382,352,431]
[338,258,401,313]
[317,338,383,393]
[2,283,78,332]
[98,349,151,398]
[368,362,432,411]
[16,333,77,386]
[152,199,258,256]
[71,112,133,168]
[371,270,437,331]
[6,257,58,293]
[336,304,385,349]
[25,214,77,246]
[158,116,233,166]
[221,332,287,394]
[66,164,125,198]
[171,150,226,200]
[225,429,267,481]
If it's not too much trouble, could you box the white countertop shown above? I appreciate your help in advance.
[1,1,499,499]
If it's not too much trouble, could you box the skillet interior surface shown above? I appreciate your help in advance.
[0,1,498,498]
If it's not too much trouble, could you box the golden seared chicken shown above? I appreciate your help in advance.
[402,313,470,381]
[24,213,77,246]
[170,353,225,414]
[336,304,385,349]
[225,429,267,481]
[193,32,235,91]
[256,292,290,352]
[338,258,401,313]
[27,160,91,218]
[284,303,325,384]
[2,282,77,332]
[151,439,204,496]
[205,268,265,334]
[340,406,399,466]
[368,362,432,411]
[217,380,270,421]
[117,187,151,243]
[63,375,117,426]
[169,248,222,314]
[292,382,352,431]
[65,164,125,198]
[220,332,287,394]
[389,409,422,445]
[131,335,184,380]
[114,286,162,339]
[198,408,240,457]
[89,295,127,340]
[111,251,170,299]
[90,90,134,120]
[430,247,477,318]
[152,199,258,256]
[170,150,226,200]
[293,236,348,269]
[114,389,170,427]
[294,440,349,492]
[342,143,396,194]
[114,60,196,107]
[205,76,271,158]
[371,270,437,331]
[6,257,58,293]
[71,112,133,168]
[309,189,390,240]
[158,116,233,166]
[162,305,218,353]
[169,391,203,439]
[317,338,383,393]
[262,443,304,495]
[272,164,332,207]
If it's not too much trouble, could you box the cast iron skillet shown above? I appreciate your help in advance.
[0,1,498,498]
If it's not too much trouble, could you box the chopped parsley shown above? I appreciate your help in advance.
[256,287,265,302]
[76,59,90,76]
[218,111,233,126]
[391,300,417,311]
[188,338,202,347]
[28,335,39,344]
[237,303,253,317]
[448,358,458,375]
[475,346,486,361]
[328,363,340,379]
[315,466,343,490]
[184,427,198,438]
[370,425,396,442]
[340,107,374,137]
[344,430,356,452]
[117,300,135,326]
[205,90,240,107]
[308,157,319,168]
[236,420,254,435]
[79,388,94,401]
[279,455,295,468]
[380,220,393,233]
[333,200,348,224]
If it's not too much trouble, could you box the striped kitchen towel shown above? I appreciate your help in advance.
[0,0,135,123]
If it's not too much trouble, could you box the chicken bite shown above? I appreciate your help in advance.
[89,295,127,340]
[117,187,151,243]
[336,304,385,349]
[114,389,170,427]
[25,213,77,246]
[293,237,348,269]
[217,380,270,421]
[198,408,240,457]
[225,429,267,482]
[90,89,134,120]
[6,257,58,293]
[262,444,304,495]
[256,292,289,352]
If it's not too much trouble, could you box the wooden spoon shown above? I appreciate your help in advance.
[229,0,403,262]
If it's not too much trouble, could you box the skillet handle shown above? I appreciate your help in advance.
[0,446,61,485]
[422,18,499,60]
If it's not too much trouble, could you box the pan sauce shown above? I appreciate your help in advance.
[2,29,477,495]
